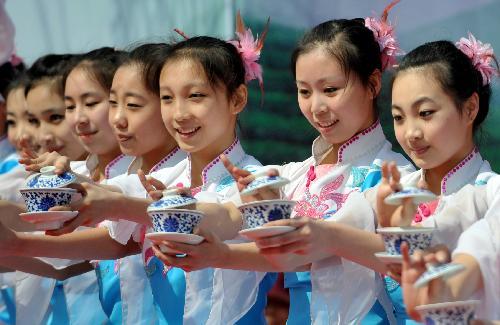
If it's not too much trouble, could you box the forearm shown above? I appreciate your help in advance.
[219,242,309,272]
[108,193,152,226]
[0,256,92,280]
[0,200,34,232]
[327,222,388,273]
[11,228,140,260]
[197,202,242,241]
[432,253,482,303]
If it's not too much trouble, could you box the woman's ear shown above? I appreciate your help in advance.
[463,92,479,125]
[368,69,382,99]
[230,84,248,115]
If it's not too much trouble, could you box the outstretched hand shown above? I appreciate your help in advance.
[221,154,280,202]
[377,162,417,227]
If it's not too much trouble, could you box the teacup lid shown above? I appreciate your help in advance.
[241,174,290,196]
[147,189,197,212]
[25,166,77,189]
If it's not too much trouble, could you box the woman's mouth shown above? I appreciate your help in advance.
[316,119,339,130]
[176,127,201,138]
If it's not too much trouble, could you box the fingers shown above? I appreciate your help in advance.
[53,157,70,175]
[255,229,302,250]
[221,154,251,180]
[401,242,411,270]
[138,170,167,194]
[263,217,308,228]
[149,190,164,201]
[388,162,402,191]
[381,161,389,183]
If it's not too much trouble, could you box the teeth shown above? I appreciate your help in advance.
[178,127,200,134]
[318,120,337,128]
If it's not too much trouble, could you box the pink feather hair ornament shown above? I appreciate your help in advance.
[228,11,270,100]
[364,0,402,71]
[456,32,499,86]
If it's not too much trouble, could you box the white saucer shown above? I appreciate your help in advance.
[241,176,290,196]
[385,187,437,205]
[146,232,204,254]
[414,263,466,288]
[20,211,78,230]
[374,252,403,264]
[145,232,204,245]
[239,226,296,240]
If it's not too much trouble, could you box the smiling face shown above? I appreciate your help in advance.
[26,82,86,160]
[108,64,172,157]
[5,86,40,152]
[295,48,377,148]
[64,67,119,156]
[159,58,245,159]
[391,67,476,172]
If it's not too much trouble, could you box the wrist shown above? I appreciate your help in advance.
[214,242,232,268]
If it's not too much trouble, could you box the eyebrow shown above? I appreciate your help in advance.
[392,96,437,110]
[41,107,65,115]
[159,82,209,91]
[6,111,15,116]
[64,92,102,101]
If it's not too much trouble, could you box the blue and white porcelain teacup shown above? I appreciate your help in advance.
[148,208,205,234]
[147,189,197,212]
[24,166,78,189]
[415,300,479,325]
[377,227,434,255]
[20,188,79,212]
[238,199,296,229]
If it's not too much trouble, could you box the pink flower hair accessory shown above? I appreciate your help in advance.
[228,11,270,95]
[456,32,499,86]
[364,0,402,71]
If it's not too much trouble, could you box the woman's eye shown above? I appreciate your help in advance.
[324,87,338,93]
[50,114,65,123]
[161,95,172,102]
[298,89,310,96]
[109,100,118,106]
[189,93,205,98]
[6,120,15,127]
[392,115,403,122]
[419,110,434,118]
[65,105,75,111]
[86,101,99,107]
[127,103,142,109]
[28,118,40,126]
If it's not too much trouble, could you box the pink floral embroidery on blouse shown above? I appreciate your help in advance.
[294,165,352,219]
[413,199,439,223]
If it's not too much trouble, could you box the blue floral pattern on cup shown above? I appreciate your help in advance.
[239,200,296,229]
[149,210,204,234]
[20,189,76,212]
[26,171,76,189]
[380,231,433,255]
[417,301,478,325]
[147,194,197,211]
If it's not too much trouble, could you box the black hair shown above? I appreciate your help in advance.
[25,54,77,97]
[395,40,497,133]
[121,43,171,96]
[62,47,127,93]
[0,61,26,99]
[291,19,382,98]
[162,36,246,98]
